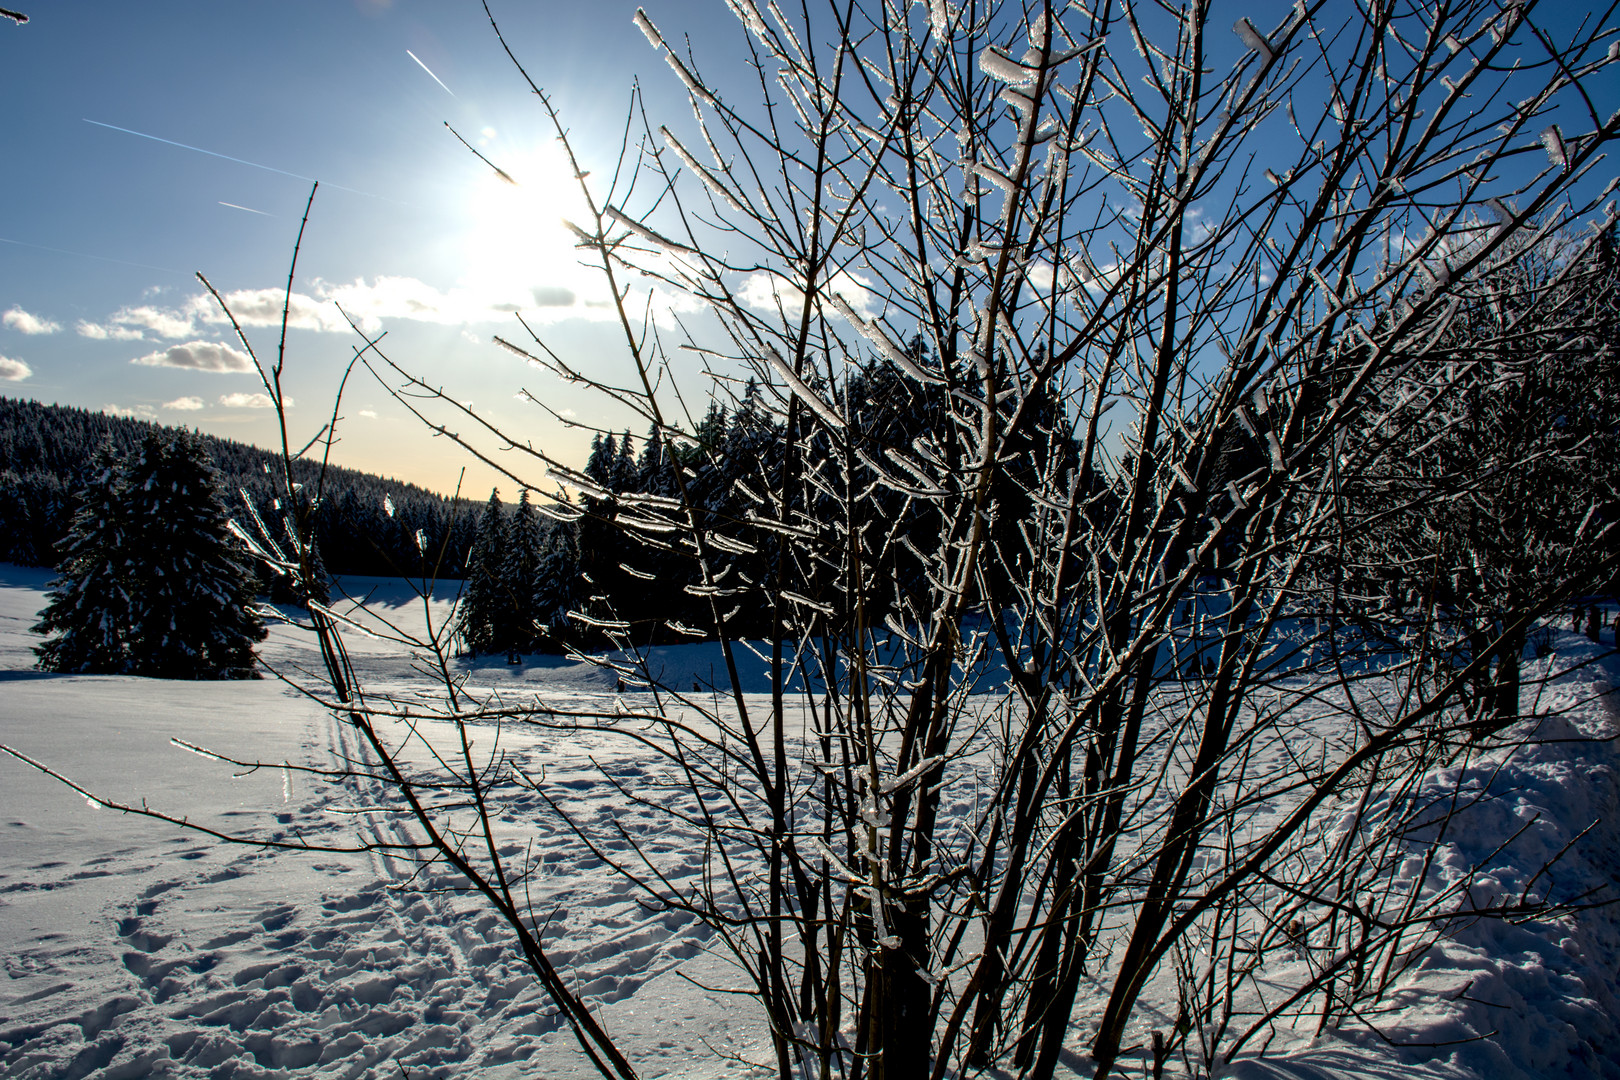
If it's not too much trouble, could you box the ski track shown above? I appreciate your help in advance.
[0,570,739,1080]
[1,694,735,1080]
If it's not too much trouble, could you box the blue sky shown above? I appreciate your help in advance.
[4,3,1615,498]
[0,1,727,497]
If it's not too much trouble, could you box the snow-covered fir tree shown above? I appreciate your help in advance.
[636,424,679,499]
[120,430,267,679]
[37,432,266,678]
[583,432,617,492]
[611,430,638,494]
[501,489,545,654]
[576,433,627,637]
[32,446,133,674]
[533,519,580,648]
[456,489,507,656]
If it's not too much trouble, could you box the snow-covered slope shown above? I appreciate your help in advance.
[2,565,1616,1078]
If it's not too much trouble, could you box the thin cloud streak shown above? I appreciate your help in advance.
[83,119,384,200]
[0,236,183,275]
[219,201,273,216]
[406,50,455,97]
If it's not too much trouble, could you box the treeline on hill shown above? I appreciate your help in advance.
[4,381,992,654]
[0,397,478,579]
[11,220,1616,665]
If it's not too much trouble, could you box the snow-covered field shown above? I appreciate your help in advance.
[0,569,767,1079]
[1,564,1617,1079]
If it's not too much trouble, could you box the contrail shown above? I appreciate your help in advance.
[219,201,273,216]
[85,119,314,181]
[83,119,382,199]
[0,236,183,275]
[406,50,455,97]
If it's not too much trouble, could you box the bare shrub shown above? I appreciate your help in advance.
[9,2,1618,1078]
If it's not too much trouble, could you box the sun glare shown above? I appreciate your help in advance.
[456,140,597,313]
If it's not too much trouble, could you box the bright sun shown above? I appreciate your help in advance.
[456,138,597,310]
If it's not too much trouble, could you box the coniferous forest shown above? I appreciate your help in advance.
[0,396,478,580]
[5,384,974,656]
[10,216,1618,668]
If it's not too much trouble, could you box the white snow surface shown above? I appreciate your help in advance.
[1,564,1616,1078]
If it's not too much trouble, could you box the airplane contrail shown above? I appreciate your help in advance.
[83,119,382,199]
[219,201,273,216]
[0,236,183,275]
[406,50,455,97]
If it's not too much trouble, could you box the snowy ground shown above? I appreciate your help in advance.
[1,565,1617,1078]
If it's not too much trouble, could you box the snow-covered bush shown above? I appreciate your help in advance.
[1332,226,1620,732]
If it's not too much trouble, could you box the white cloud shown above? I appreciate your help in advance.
[738,270,877,320]
[2,307,60,335]
[358,408,378,419]
[103,403,156,419]
[87,268,671,346]
[131,341,255,373]
[218,392,281,408]
[738,273,793,315]
[1024,260,1120,296]
[109,304,198,339]
[190,288,348,334]
[164,396,206,411]
[1178,205,1217,246]
[77,320,145,341]
[1079,261,1122,295]
[0,355,32,381]
[101,278,526,337]
[317,276,539,330]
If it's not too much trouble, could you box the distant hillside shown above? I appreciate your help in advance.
[0,396,478,577]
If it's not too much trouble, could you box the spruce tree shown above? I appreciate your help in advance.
[36,432,267,679]
[33,447,133,674]
[611,430,638,493]
[120,431,267,679]
[534,520,580,649]
[576,434,625,639]
[457,489,507,656]
[502,489,545,654]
